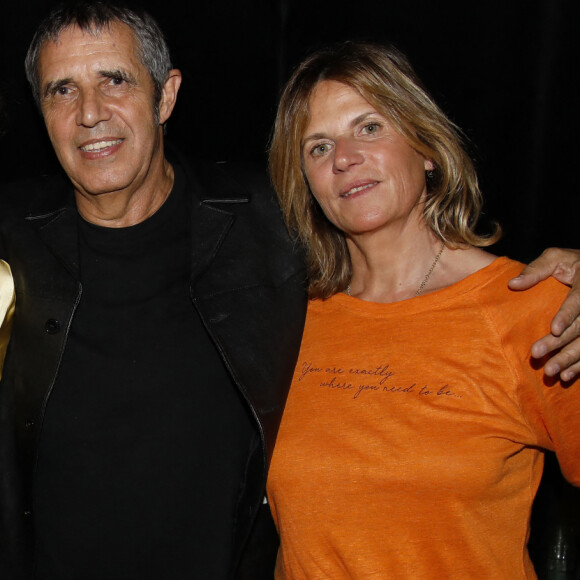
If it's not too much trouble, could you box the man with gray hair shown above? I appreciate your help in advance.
[0,2,306,578]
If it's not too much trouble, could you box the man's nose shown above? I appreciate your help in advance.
[75,88,111,128]
[333,137,364,172]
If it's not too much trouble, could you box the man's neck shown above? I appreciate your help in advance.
[75,158,175,228]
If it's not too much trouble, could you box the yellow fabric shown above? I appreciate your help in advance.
[0,260,15,378]
[267,257,580,580]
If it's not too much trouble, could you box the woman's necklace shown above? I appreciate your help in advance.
[345,241,446,297]
[415,241,446,296]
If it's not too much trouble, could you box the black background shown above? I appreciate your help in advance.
[1,0,579,575]
[1,0,578,261]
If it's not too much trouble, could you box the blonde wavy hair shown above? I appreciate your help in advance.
[269,41,500,299]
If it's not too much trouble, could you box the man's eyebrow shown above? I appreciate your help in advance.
[42,69,137,99]
[99,68,136,83]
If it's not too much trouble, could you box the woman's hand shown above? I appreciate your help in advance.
[509,248,580,381]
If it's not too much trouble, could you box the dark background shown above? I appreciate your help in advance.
[1,0,579,576]
[0,0,578,261]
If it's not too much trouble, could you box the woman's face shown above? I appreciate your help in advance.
[302,80,432,238]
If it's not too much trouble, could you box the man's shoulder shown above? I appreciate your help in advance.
[172,149,284,222]
[202,160,272,197]
[0,172,71,218]
[173,149,306,267]
[174,151,272,200]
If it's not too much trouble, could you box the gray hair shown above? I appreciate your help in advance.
[25,1,173,113]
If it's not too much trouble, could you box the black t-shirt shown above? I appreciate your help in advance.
[33,166,256,579]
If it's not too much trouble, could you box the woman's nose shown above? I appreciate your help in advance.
[332,137,364,172]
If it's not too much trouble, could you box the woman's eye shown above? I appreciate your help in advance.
[311,143,330,156]
[362,122,380,134]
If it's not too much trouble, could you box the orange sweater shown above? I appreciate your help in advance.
[267,257,580,579]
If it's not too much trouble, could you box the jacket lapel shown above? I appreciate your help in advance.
[180,158,307,466]
[189,199,237,288]
[34,207,80,281]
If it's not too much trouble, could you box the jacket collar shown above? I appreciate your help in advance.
[172,150,250,290]
[25,173,80,279]
[23,150,252,290]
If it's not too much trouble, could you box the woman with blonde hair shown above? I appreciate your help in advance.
[266,41,580,579]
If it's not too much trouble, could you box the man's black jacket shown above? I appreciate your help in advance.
[0,150,307,579]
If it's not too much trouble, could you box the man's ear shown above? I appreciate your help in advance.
[159,69,182,125]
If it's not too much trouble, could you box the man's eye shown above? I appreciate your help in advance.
[55,86,70,96]
[110,77,125,86]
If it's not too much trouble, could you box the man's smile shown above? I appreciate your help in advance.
[79,138,123,153]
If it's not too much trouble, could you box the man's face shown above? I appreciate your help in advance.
[38,22,172,200]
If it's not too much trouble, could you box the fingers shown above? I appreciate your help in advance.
[508,248,562,290]
[560,360,580,382]
[508,247,580,291]
[532,324,580,381]
[509,247,580,337]
[510,247,580,380]
[550,287,580,336]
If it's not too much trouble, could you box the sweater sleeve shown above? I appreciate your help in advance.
[489,271,580,487]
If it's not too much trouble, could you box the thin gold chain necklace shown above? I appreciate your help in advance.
[345,242,445,297]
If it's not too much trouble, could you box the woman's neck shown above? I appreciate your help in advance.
[346,226,445,303]
[345,225,495,303]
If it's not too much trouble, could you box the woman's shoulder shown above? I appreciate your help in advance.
[442,247,564,299]
[479,255,565,297]
[443,246,495,281]
[427,249,566,328]
[468,255,568,337]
